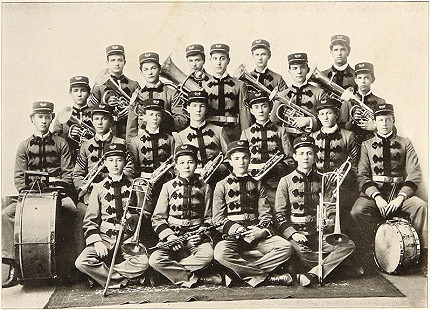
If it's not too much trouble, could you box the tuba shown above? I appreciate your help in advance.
[308,66,374,122]
[57,106,95,145]
[102,77,132,120]
[199,153,225,183]
[251,151,285,181]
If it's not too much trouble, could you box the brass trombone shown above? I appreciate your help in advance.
[57,106,95,145]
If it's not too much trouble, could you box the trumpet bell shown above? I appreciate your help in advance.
[121,242,148,256]
[325,233,350,246]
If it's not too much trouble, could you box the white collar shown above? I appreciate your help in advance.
[34,131,50,138]
[95,131,112,141]
[378,131,394,138]
[145,127,160,134]
[145,80,162,88]
[291,81,308,88]
[110,173,124,182]
[190,120,206,129]
[255,119,271,127]
[255,66,268,74]
[358,90,373,97]
[321,124,339,134]
[333,63,349,71]
[214,72,229,80]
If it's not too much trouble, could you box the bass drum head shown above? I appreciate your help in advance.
[374,223,402,273]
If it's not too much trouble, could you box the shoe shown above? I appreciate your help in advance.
[200,273,223,285]
[355,265,365,276]
[267,273,293,286]
[297,272,318,287]
[2,265,19,288]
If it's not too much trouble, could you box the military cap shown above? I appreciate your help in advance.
[106,45,125,57]
[210,43,230,55]
[316,98,341,111]
[92,103,114,116]
[185,91,208,107]
[103,143,127,158]
[139,52,160,65]
[251,39,271,52]
[355,62,374,75]
[33,101,54,114]
[248,91,270,108]
[293,135,315,149]
[287,53,308,65]
[175,144,198,160]
[226,140,250,156]
[373,103,394,116]
[141,98,165,111]
[185,44,205,57]
[70,76,89,87]
[330,35,351,49]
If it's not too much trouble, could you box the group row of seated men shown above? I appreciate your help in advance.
[2,35,427,289]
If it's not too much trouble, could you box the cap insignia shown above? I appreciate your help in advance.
[40,102,47,107]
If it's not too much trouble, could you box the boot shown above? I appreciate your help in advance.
[267,273,293,286]
[2,264,19,288]
[297,272,318,287]
[199,273,223,285]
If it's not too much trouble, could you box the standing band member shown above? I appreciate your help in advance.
[185,44,212,87]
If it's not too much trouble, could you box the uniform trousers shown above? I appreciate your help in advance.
[149,241,213,288]
[75,240,149,287]
[76,202,88,254]
[350,196,428,251]
[214,235,292,287]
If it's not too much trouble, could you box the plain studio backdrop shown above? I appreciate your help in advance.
[1,2,428,200]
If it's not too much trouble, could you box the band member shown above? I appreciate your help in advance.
[350,103,427,265]
[345,62,386,144]
[271,53,324,137]
[2,101,76,288]
[240,91,294,208]
[203,43,251,141]
[128,98,175,247]
[213,140,293,287]
[52,76,93,163]
[174,90,230,187]
[274,136,355,287]
[73,103,134,253]
[248,39,287,93]
[90,45,140,139]
[75,143,149,288]
[185,44,212,87]
[322,35,356,90]
[126,52,188,142]
[149,144,221,287]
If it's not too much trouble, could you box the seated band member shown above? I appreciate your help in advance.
[248,39,287,93]
[75,143,148,288]
[149,144,220,287]
[90,45,140,139]
[213,140,293,287]
[203,43,251,141]
[126,52,188,142]
[274,136,355,287]
[51,76,93,163]
[2,101,76,288]
[350,103,427,265]
[185,44,212,87]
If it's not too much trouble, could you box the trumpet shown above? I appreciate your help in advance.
[57,106,96,145]
[199,153,225,183]
[102,77,132,120]
[251,151,285,181]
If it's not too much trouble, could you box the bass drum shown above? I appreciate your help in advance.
[374,218,420,274]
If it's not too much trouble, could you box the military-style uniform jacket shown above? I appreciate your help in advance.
[14,132,73,192]
[202,74,251,133]
[83,174,136,247]
[174,121,229,166]
[51,104,93,163]
[128,129,175,174]
[274,169,322,239]
[126,81,188,142]
[358,132,422,200]
[152,174,213,240]
[213,173,274,236]
[73,133,134,193]
[248,68,287,93]
[322,65,356,90]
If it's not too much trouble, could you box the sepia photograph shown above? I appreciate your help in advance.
[1,1,428,308]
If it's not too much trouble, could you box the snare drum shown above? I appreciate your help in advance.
[374,218,420,274]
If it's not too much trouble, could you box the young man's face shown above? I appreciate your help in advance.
[176,155,197,179]
[375,114,394,135]
[141,62,160,84]
[210,53,230,76]
[144,109,163,131]
[355,73,374,94]
[92,113,112,135]
[250,102,271,123]
[252,48,270,70]
[187,54,205,73]
[70,86,90,106]
[289,63,309,84]
[105,155,125,177]
[330,44,349,66]
[31,112,53,134]
[293,146,315,171]
[187,102,207,123]
[318,107,338,128]
[229,151,250,176]
[107,54,126,75]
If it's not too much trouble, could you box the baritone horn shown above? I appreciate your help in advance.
[57,106,95,145]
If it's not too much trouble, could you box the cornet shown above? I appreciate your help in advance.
[57,106,96,145]
[102,77,132,120]
[199,153,225,183]
[251,151,285,181]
